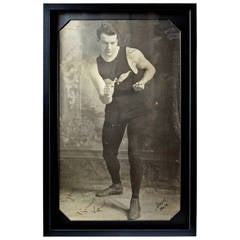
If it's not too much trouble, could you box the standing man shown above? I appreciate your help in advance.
[89,23,156,220]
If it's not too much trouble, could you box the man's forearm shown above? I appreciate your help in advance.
[139,67,156,85]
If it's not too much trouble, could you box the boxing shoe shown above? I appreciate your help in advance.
[95,183,123,197]
[128,197,141,220]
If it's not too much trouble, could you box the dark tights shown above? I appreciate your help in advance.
[102,115,146,198]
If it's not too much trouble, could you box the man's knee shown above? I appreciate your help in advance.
[103,149,117,160]
[128,150,142,162]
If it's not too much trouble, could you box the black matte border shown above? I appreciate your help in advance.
[43,3,196,236]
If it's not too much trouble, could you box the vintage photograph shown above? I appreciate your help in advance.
[59,19,181,221]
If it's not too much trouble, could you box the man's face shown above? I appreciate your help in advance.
[99,33,118,57]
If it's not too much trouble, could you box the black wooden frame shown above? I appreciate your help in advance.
[43,3,196,236]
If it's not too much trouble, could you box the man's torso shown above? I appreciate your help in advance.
[96,46,148,122]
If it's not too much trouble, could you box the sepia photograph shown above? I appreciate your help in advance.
[58,19,181,221]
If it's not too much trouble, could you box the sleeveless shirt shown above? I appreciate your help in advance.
[96,46,148,122]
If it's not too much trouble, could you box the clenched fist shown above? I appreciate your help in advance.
[104,79,115,97]
[132,81,145,92]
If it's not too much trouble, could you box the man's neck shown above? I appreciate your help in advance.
[101,46,120,62]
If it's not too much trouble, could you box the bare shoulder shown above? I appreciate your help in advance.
[126,46,155,72]
[126,47,144,60]
[88,59,99,76]
[88,58,97,70]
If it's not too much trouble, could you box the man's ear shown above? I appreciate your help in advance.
[116,36,119,46]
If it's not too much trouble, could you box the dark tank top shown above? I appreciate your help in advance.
[97,46,148,122]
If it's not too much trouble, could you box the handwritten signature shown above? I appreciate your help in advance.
[155,199,168,211]
[76,198,106,215]
[65,192,74,201]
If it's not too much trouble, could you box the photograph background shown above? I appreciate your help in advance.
[1,0,240,239]
[59,19,180,192]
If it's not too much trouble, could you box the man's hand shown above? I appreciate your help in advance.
[99,79,114,104]
[104,85,114,96]
[104,79,115,96]
[132,81,145,92]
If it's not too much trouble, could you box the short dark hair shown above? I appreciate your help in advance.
[96,23,118,40]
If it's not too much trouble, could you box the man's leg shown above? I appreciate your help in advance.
[96,121,126,197]
[127,115,146,198]
[127,115,147,219]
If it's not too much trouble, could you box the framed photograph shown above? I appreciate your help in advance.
[44,3,196,236]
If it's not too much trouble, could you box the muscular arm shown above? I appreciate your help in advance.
[89,62,113,104]
[127,47,156,86]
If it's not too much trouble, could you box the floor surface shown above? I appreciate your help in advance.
[60,184,180,221]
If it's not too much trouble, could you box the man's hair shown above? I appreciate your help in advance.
[96,23,118,40]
